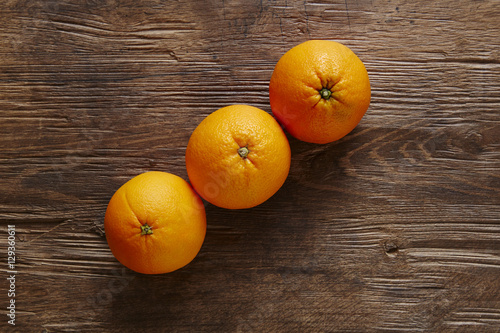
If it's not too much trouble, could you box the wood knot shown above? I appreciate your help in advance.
[383,241,399,256]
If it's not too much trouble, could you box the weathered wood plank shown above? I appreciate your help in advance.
[1,0,499,332]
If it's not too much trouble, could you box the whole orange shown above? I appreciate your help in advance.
[185,104,291,210]
[104,171,206,274]
[269,40,371,144]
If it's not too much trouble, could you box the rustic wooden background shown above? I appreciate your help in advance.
[1,0,499,332]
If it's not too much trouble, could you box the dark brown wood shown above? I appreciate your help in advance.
[1,0,499,332]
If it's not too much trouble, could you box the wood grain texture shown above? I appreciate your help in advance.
[1,0,499,332]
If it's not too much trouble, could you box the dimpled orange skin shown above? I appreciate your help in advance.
[269,40,371,144]
[104,171,206,274]
[185,105,291,210]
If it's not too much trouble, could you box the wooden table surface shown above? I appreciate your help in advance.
[1,0,499,332]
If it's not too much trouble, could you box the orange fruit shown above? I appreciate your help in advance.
[104,171,206,274]
[269,40,371,144]
[185,104,291,209]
